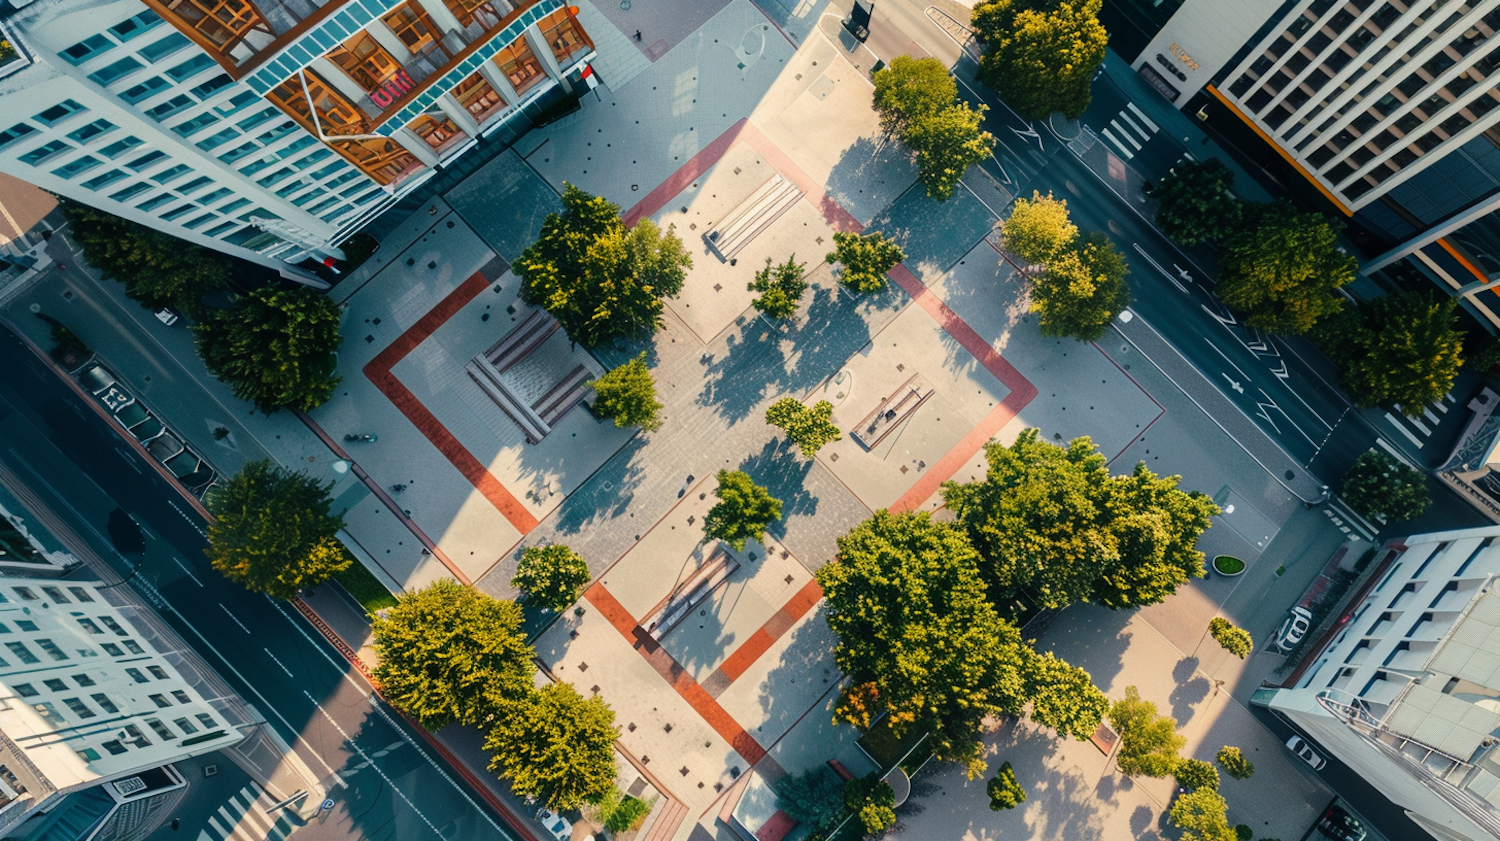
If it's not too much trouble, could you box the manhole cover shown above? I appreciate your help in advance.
[620,0,630,7]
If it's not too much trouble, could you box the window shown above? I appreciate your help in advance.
[88,57,145,86]
[196,713,216,728]
[34,101,87,127]
[190,74,232,100]
[67,120,117,144]
[196,128,239,151]
[62,698,95,718]
[151,164,191,184]
[122,639,145,655]
[172,112,219,138]
[5,643,38,664]
[106,182,150,202]
[168,54,216,82]
[12,587,37,601]
[36,639,68,661]
[0,124,38,152]
[147,665,168,680]
[174,716,198,734]
[218,198,250,214]
[237,108,279,132]
[98,616,126,636]
[184,214,216,229]
[198,187,231,204]
[110,11,163,41]
[61,35,115,66]
[146,718,175,740]
[145,95,194,122]
[123,723,149,746]
[32,702,64,724]
[383,3,446,56]
[40,588,66,604]
[493,39,544,95]
[172,690,191,704]
[100,740,126,755]
[327,33,404,96]
[15,621,36,632]
[443,0,503,28]
[100,137,144,159]
[452,73,505,123]
[214,91,259,117]
[120,76,170,104]
[125,668,148,683]
[19,141,71,167]
[91,693,118,714]
[160,205,194,222]
[138,32,191,63]
[176,176,213,193]
[99,642,123,656]
[0,623,10,633]
[72,674,95,687]
[219,143,256,165]
[77,747,101,762]
[12,684,36,698]
[75,618,102,635]
[538,8,590,65]
[163,0,271,54]
[125,151,167,172]
[149,693,171,708]
[205,222,236,237]
[48,154,102,180]
[42,679,66,692]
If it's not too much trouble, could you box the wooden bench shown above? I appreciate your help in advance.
[483,309,556,372]
[642,550,740,640]
[705,174,803,262]
[851,374,935,450]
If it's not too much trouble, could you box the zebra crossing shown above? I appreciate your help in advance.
[1324,492,1380,542]
[1382,391,1457,450]
[1098,102,1160,160]
[195,783,298,841]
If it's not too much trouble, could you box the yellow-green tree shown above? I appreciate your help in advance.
[513,544,591,612]
[765,397,842,457]
[485,682,618,810]
[827,231,906,293]
[591,353,663,432]
[205,460,349,599]
[703,470,782,551]
[1001,191,1078,265]
[972,0,1108,120]
[1031,231,1130,341]
[1109,686,1184,777]
[1217,201,1356,335]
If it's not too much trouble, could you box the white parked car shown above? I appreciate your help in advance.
[1286,735,1327,770]
[154,307,180,325]
[536,808,572,841]
[1273,606,1313,652]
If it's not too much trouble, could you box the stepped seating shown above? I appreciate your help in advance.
[640,797,689,841]
[705,174,803,262]
[466,309,595,443]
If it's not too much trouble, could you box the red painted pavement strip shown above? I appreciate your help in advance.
[583,584,768,765]
[362,270,540,535]
[716,579,823,683]
[623,119,749,228]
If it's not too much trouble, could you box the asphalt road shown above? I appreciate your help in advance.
[0,325,516,841]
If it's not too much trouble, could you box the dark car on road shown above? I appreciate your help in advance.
[1319,805,1367,841]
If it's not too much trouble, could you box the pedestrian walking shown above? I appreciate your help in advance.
[634,29,642,41]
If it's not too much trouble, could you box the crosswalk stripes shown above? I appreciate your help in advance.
[1384,390,1455,450]
[1099,104,1160,160]
[1324,483,1380,542]
[194,783,297,841]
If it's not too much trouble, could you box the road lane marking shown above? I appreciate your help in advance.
[169,501,207,537]
[1133,243,1188,292]
[1118,111,1150,142]
[1127,102,1160,132]
[1374,437,1423,470]
[1432,400,1449,414]
[1384,413,1425,448]
[264,649,294,678]
[172,556,203,587]
[219,604,250,633]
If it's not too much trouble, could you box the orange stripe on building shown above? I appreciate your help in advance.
[1205,85,1353,217]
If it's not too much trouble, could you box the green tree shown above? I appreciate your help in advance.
[205,460,349,599]
[1109,686,1184,778]
[193,287,342,413]
[1169,788,1236,841]
[906,100,995,202]
[765,398,842,457]
[601,794,651,833]
[1001,191,1078,266]
[512,544,590,612]
[517,184,691,348]
[987,762,1027,810]
[827,231,906,294]
[62,200,229,312]
[703,470,782,551]
[972,0,1108,120]
[1235,825,1254,841]
[872,55,957,139]
[748,255,809,319]
[485,682,618,810]
[590,353,662,432]
[1209,617,1254,659]
[371,579,535,729]
[1031,231,1131,341]
[1144,159,1241,246]
[1340,450,1430,522]
[943,429,1217,610]
[772,768,846,833]
[1175,758,1220,792]
[844,774,896,835]
[1024,650,1109,740]
[1215,746,1254,780]
[1217,201,1357,335]
[819,511,1029,770]
[1315,291,1463,412]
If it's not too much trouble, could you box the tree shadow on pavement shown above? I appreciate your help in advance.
[824,135,916,227]
[697,321,788,425]
[1169,655,1211,726]
[738,438,818,538]
[1027,604,1135,695]
[544,439,649,539]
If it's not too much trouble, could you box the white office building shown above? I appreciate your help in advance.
[0,577,241,841]
[0,0,595,271]
[1264,525,1500,841]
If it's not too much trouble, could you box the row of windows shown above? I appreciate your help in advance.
[88,712,217,758]
[60,12,165,67]
[5,585,96,604]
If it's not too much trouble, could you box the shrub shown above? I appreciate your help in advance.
[1174,758,1220,792]
[1236,824,1254,841]
[844,774,896,835]
[1215,746,1254,780]
[987,762,1026,810]
[1209,617,1254,659]
[603,794,651,833]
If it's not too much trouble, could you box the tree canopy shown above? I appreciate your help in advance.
[512,544,591,612]
[827,231,906,294]
[517,184,690,348]
[748,255,809,319]
[1216,746,1254,780]
[872,55,958,139]
[844,774,897,835]
[1031,231,1131,341]
[703,470,782,551]
[987,762,1026,810]
[590,353,663,432]
[205,459,348,599]
[484,682,618,810]
[765,398,842,458]
[1002,191,1078,266]
[1175,758,1220,792]
[1341,450,1430,523]
[371,579,535,730]
[1315,291,1463,412]
[1145,159,1241,246]
[907,100,995,202]
[772,768,846,833]
[1024,650,1110,740]
[1169,788,1237,841]
[1109,686,1184,778]
[194,286,343,413]
[818,510,1029,767]
[972,0,1108,120]
[943,429,1218,610]
[62,200,229,312]
[1217,201,1356,335]
[1208,618,1253,659]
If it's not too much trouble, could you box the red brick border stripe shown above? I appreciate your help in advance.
[715,578,822,683]
[362,270,540,534]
